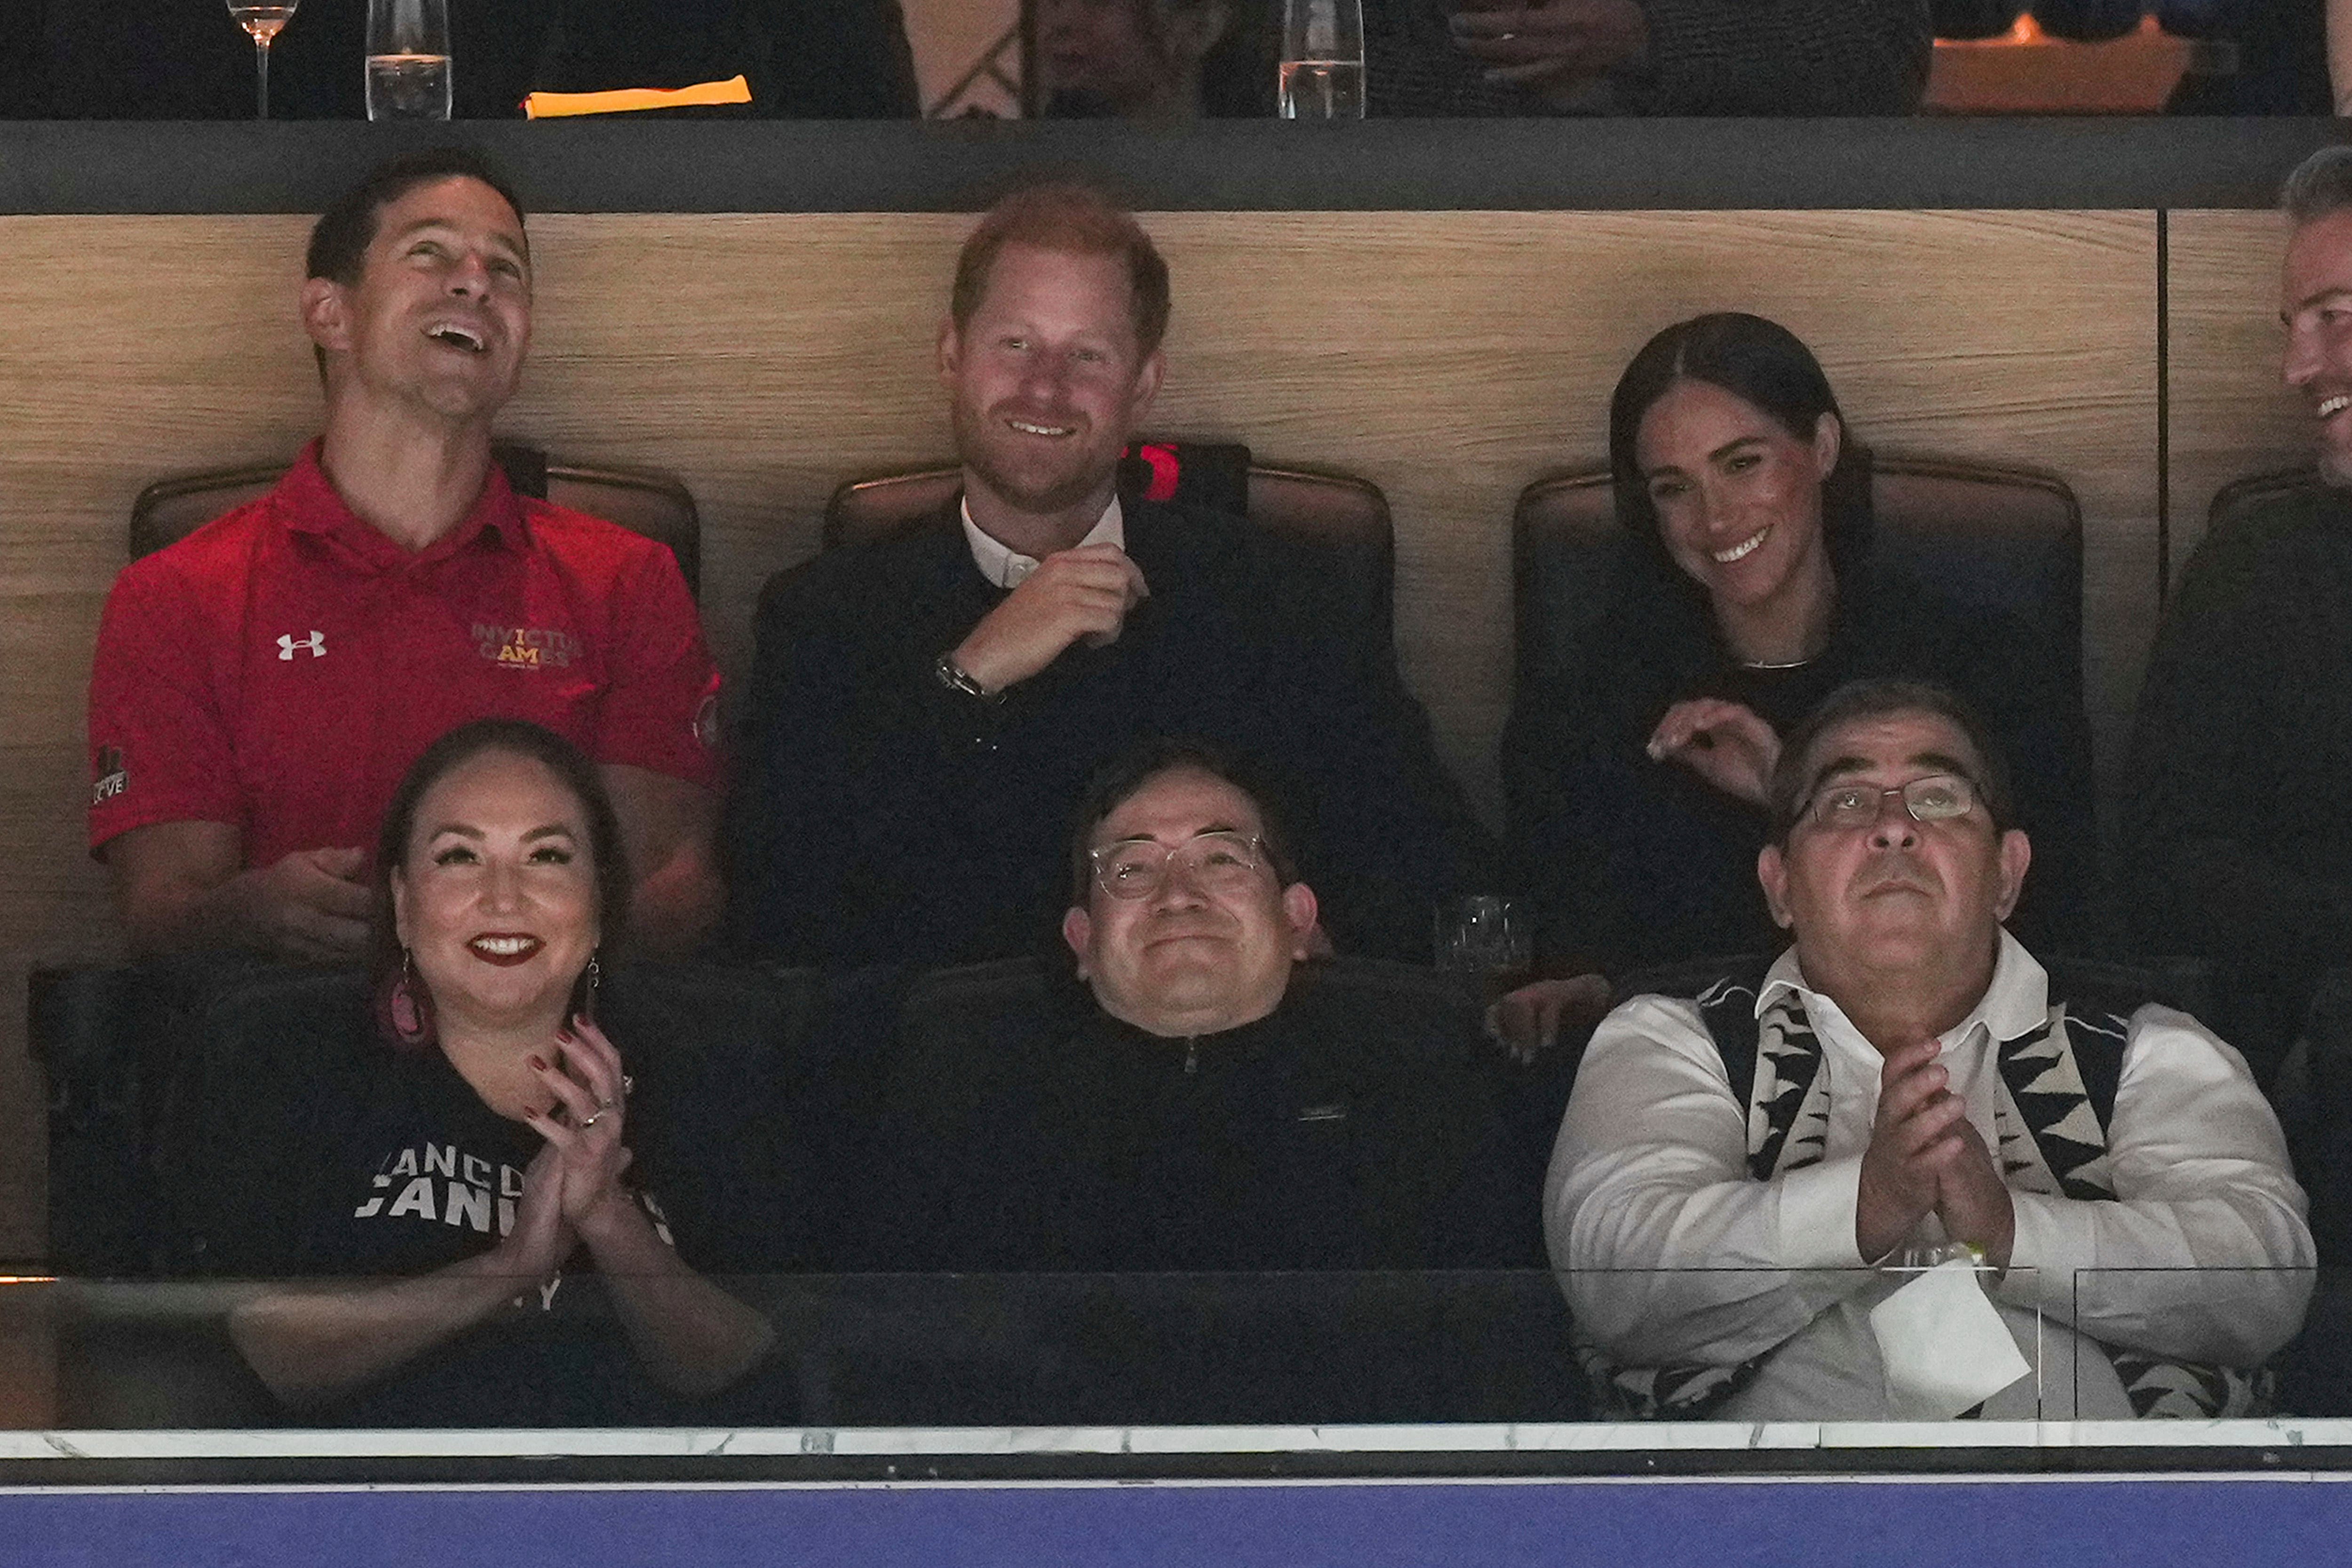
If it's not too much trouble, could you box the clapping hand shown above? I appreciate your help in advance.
[524,1015,637,1240]
[1854,1037,1970,1262]
[1934,1116,2016,1272]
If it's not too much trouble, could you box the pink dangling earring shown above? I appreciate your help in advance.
[390,947,433,1044]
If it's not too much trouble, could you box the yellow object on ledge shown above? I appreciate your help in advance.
[522,75,752,120]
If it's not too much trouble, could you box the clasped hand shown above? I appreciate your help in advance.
[1647,699,1781,807]
[951,544,1151,694]
[1854,1038,2016,1270]
[500,1017,636,1280]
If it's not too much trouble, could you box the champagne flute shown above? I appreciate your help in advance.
[225,1,300,120]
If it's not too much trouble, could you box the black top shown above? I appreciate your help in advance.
[1502,552,2098,977]
[727,498,1497,970]
[864,959,1540,1274]
[825,958,1579,1427]
[167,967,787,1426]
[2125,479,2352,1068]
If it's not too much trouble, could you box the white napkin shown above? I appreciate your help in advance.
[1868,1259,2032,1420]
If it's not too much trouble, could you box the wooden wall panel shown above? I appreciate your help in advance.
[2167,210,2306,581]
[0,208,2158,1262]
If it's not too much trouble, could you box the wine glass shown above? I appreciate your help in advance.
[225,1,300,120]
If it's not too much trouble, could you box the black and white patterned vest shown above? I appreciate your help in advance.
[1578,957,2271,1421]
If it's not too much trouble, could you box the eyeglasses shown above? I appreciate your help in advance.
[1090,830,1268,900]
[1799,773,1979,832]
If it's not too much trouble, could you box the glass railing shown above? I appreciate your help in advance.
[2074,1266,2322,1422]
[1,1266,2340,1438]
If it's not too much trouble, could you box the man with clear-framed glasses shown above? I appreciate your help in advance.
[873,738,1536,1281]
[1549,678,2310,1420]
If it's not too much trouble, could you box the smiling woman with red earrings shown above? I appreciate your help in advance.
[1502,313,2097,985]
[221,718,773,1423]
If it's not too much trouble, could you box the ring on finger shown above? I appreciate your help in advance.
[580,1110,603,1129]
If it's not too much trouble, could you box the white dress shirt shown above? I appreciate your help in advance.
[961,495,1125,589]
[1546,932,2315,1419]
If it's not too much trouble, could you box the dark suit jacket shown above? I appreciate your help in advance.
[728,498,1495,969]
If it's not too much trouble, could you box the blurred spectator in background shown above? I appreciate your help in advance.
[32,0,914,118]
[42,0,547,119]
[1363,0,1930,114]
[1037,0,1271,119]
[534,0,917,118]
[2168,0,2329,115]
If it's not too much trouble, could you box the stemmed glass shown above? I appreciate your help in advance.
[225,1,300,120]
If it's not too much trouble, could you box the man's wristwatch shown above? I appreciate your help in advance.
[933,652,1005,704]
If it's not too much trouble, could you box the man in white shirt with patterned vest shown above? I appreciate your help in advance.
[1549,678,2312,1420]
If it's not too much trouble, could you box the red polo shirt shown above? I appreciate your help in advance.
[87,444,721,866]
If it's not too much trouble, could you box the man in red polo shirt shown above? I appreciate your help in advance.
[87,149,722,962]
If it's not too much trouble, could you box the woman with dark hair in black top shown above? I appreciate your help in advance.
[1502,313,2096,978]
[215,719,773,1424]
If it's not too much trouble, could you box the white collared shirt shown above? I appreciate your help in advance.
[960,495,1125,589]
[1546,931,2313,1419]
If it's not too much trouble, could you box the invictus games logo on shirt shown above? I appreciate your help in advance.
[91,747,127,807]
[474,624,582,670]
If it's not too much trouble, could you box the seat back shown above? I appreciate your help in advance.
[130,443,703,599]
[2206,466,2323,542]
[822,444,1396,650]
[31,963,169,1279]
[1513,456,2084,697]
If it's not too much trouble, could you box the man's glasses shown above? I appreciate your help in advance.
[1090,830,1267,900]
[1799,773,1979,832]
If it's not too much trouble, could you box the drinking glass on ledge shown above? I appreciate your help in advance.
[1434,895,1532,1004]
[225,1,300,121]
[366,0,453,121]
[1279,0,1366,119]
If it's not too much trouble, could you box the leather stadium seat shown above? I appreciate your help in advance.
[1513,455,2084,702]
[2205,466,2322,540]
[129,443,704,599]
[820,441,1397,651]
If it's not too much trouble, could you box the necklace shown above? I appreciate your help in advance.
[1739,655,1814,672]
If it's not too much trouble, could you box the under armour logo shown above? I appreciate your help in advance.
[277,631,326,661]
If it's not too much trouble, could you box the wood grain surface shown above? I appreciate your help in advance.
[2166,209,2308,582]
[0,208,2162,1267]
